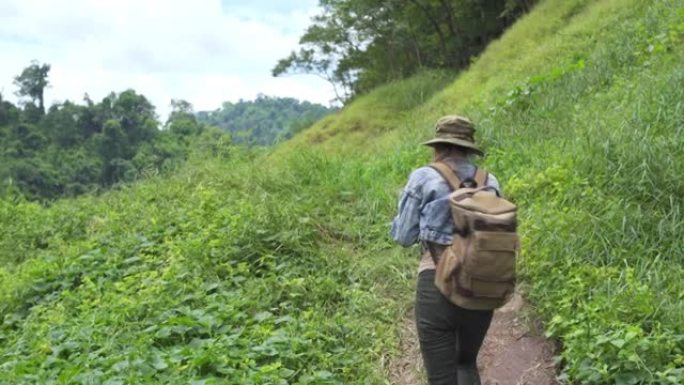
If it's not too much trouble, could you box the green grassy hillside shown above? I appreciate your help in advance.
[1,0,683,384]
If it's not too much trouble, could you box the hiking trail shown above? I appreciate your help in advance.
[389,293,559,385]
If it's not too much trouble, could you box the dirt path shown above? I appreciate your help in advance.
[389,293,559,385]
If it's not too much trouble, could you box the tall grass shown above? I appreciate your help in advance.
[280,0,684,382]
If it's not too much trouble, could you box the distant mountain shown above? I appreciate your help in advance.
[197,95,335,145]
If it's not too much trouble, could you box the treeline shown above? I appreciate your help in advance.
[197,95,334,146]
[274,0,536,102]
[1,63,334,201]
[0,62,229,201]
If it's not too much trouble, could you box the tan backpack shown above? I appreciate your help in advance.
[429,162,518,310]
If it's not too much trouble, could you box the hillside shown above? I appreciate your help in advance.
[1,0,683,384]
[196,96,334,146]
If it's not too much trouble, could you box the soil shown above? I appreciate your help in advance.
[389,293,559,385]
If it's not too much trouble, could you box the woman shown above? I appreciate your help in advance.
[391,115,500,385]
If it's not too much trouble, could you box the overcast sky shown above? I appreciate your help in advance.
[0,0,334,119]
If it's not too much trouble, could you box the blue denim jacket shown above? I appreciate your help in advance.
[390,160,500,247]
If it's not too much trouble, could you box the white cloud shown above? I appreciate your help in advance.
[0,0,334,120]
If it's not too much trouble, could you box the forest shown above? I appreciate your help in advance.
[0,64,331,201]
[197,97,334,146]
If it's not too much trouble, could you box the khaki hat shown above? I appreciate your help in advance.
[422,115,483,156]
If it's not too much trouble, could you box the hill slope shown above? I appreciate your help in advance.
[197,96,334,146]
[1,0,683,384]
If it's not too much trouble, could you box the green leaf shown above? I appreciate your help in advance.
[254,311,273,323]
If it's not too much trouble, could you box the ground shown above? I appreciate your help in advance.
[389,293,559,385]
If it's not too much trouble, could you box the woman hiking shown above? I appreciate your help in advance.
[391,115,500,385]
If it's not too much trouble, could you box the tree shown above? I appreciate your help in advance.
[111,89,158,145]
[1,80,226,200]
[0,93,21,126]
[197,96,333,145]
[43,101,83,147]
[96,119,131,186]
[14,61,51,114]
[169,99,194,117]
[97,119,127,162]
[274,0,536,101]
[166,99,203,136]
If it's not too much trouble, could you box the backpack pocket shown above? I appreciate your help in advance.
[460,231,517,298]
[466,277,514,298]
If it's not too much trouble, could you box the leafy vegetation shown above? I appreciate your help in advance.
[0,65,221,201]
[196,96,334,146]
[284,0,684,382]
[2,67,327,200]
[0,149,414,384]
[2,0,683,384]
[274,0,535,102]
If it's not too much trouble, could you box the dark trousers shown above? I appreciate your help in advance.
[415,270,493,385]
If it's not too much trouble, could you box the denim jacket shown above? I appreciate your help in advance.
[390,160,500,247]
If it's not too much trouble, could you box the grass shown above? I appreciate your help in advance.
[0,152,415,384]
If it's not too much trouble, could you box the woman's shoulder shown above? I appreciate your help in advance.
[408,166,442,184]
[404,166,451,200]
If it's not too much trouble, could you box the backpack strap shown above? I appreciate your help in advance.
[430,162,461,190]
[431,162,488,189]
[474,168,488,188]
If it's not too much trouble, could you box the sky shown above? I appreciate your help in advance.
[0,0,334,119]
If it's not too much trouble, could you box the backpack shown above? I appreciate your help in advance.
[429,162,518,310]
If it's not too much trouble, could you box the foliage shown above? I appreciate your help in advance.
[0,149,413,384]
[273,0,535,102]
[286,0,684,382]
[14,61,50,114]
[196,95,334,146]
[2,0,684,384]
[0,67,230,201]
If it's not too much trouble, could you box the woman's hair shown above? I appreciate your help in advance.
[431,143,472,162]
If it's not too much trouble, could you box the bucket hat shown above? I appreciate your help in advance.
[422,115,483,156]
